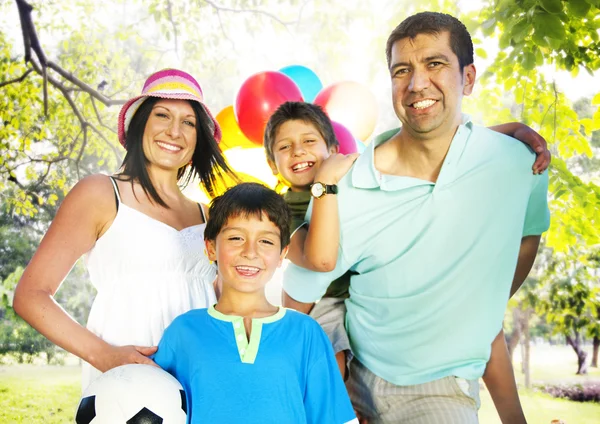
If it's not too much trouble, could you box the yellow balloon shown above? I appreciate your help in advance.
[202,170,266,199]
[216,105,257,150]
[199,147,281,200]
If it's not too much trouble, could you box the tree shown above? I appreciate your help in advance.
[534,249,598,374]
[1,266,59,363]
[2,0,600,374]
[0,196,95,362]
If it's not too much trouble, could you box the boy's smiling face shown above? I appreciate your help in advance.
[205,212,288,295]
[269,120,338,192]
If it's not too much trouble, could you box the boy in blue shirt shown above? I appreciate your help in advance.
[154,182,358,424]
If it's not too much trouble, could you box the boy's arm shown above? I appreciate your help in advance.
[287,153,359,272]
[483,330,526,424]
[488,122,550,174]
[484,172,548,424]
[153,334,177,373]
[304,324,359,424]
[282,290,314,314]
[510,236,541,296]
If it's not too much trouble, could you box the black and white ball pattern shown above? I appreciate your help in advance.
[76,364,187,424]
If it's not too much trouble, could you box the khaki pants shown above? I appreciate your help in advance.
[347,359,480,424]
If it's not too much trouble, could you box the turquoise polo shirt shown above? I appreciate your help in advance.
[283,120,550,386]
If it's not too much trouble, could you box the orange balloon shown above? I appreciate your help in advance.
[314,81,378,141]
[215,105,256,150]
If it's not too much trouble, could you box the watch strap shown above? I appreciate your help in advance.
[324,184,338,194]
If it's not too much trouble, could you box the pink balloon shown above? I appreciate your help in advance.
[331,121,357,155]
[314,81,378,141]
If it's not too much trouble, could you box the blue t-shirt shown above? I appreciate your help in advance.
[154,306,357,424]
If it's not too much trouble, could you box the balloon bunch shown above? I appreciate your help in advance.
[210,65,379,196]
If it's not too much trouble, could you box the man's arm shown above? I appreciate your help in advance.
[488,122,550,174]
[482,330,527,424]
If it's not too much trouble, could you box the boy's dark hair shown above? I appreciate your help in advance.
[263,101,338,164]
[204,182,292,250]
[119,97,238,207]
[385,12,474,71]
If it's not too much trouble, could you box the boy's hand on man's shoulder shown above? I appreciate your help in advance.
[512,125,551,174]
[314,153,360,185]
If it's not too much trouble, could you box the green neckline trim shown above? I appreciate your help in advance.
[207,305,286,364]
[208,305,286,323]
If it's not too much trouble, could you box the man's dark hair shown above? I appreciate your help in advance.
[119,97,238,207]
[263,101,338,164]
[204,182,291,250]
[385,12,474,70]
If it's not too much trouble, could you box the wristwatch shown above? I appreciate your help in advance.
[310,182,338,199]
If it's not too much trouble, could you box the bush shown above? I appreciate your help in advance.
[538,383,600,403]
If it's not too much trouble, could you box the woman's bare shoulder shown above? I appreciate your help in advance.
[61,174,118,216]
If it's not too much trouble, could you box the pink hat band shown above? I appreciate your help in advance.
[117,69,222,147]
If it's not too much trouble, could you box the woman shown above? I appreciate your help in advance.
[13,69,237,389]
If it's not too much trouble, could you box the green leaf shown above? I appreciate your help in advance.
[539,0,564,13]
[522,51,536,70]
[534,12,566,40]
[481,17,497,36]
[475,48,488,59]
[593,109,600,128]
[554,189,567,199]
[568,0,592,16]
[511,18,531,43]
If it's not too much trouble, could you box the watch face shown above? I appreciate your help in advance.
[311,183,325,198]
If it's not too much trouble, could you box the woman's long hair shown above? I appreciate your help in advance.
[119,97,238,207]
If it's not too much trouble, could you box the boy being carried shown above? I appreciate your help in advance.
[154,183,358,424]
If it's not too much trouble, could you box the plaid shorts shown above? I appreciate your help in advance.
[347,359,480,424]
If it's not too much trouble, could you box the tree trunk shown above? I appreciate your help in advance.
[566,332,589,375]
[506,307,522,361]
[592,308,600,368]
[523,308,531,388]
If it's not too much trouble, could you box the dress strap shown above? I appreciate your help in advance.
[109,176,122,211]
[198,203,207,224]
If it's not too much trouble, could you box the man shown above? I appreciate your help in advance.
[282,12,550,423]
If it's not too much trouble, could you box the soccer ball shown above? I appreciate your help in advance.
[75,364,187,424]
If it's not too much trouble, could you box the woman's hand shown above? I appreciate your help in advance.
[95,344,159,372]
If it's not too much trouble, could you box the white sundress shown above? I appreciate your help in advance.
[82,177,217,390]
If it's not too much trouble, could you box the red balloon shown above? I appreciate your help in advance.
[235,71,304,145]
[331,121,357,155]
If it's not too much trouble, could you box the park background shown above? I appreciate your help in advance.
[1,0,600,422]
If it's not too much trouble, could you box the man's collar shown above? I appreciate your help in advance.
[351,114,473,190]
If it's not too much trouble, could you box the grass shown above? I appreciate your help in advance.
[479,388,600,424]
[0,344,599,423]
[480,343,600,423]
[0,364,80,424]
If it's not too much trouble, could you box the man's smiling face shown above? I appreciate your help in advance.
[389,31,475,140]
